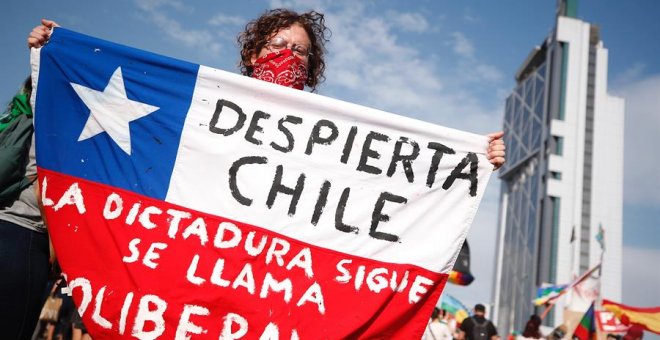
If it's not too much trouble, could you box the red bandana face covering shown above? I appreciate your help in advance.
[251,49,308,90]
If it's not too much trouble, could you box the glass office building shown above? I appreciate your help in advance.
[492,0,623,333]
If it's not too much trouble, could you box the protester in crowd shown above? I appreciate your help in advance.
[71,309,92,340]
[53,286,75,340]
[34,277,63,340]
[237,8,327,92]
[546,325,566,340]
[520,314,543,339]
[424,307,454,340]
[28,11,506,168]
[0,76,50,340]
[446,312,461,339]
[33,273,75,340]
[459,304,499,340]
[623,325,644,340]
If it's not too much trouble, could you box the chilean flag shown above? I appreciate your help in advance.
[31,28,493,339]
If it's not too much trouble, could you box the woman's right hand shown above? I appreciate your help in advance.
[27,19,59,48]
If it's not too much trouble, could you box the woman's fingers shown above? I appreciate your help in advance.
[27,19,60,48]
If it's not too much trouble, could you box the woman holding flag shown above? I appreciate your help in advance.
[23,8,506,338]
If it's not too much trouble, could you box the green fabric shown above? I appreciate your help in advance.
[0,93,33,133]
[0,101,34,205]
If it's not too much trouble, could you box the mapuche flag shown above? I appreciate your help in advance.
[573,303,596,340]
[31,28,493,339]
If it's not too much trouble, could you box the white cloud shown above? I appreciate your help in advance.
[474,64,504,82]
[133,0,221,54]
[446,32,503,84]
[135,0,189,13]
[611,72,660,205]
[463,7,480,23]
[150,12,221,53]
[449,32,475,58]
[612,62,646,88]
[622,246,660,306]
[208,13,245,26]
[387,11,431,33]
[269,0,327,11]
[320,3,445,111]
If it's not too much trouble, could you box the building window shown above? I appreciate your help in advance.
[557,42,569,121]
[549,196,561,283]
[552,136,564,156]
[550,171,562,180]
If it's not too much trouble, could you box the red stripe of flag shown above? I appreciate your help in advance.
[41,169,448,338]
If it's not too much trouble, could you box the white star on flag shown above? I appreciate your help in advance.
[70,67,159,155]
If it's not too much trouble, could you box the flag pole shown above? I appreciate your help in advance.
[569,225,577,315]
[593,224,605,340]
[536,263,602,321]
[540,301,556,321]
[597,224,605,310]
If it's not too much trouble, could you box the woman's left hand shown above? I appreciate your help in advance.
[487,131,506,170]
[27,19,59,49]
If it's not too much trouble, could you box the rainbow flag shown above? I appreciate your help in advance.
[533,264,601,306]
[603,299,660,335]
[448,240,474,286]
[448,270,474,286]
[533,283,568,306]
[440,294,470,323]
[573,303,596,340]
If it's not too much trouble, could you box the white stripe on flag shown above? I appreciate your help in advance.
[166,65,492,273]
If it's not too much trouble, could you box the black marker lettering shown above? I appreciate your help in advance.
[209,99,246,136]
[370,192,407,242]
[266,165,305,216]
[426,142,455,188]
[271,115,303,153]
[244,110,271,145]
[357,131,390,175]
[305,119,339,155]
[387,137,420,183]
[229,156,268,206]
[442,152,479,197]
[335,187,358,234]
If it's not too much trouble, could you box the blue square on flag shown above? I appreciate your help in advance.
[35,28,198,199]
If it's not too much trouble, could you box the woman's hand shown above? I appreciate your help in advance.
[487,131,506,170]
[27,19,59,48]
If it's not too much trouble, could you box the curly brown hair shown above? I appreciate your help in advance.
[238,9,329,92]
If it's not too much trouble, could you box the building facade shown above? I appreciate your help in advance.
[492,1,623,333]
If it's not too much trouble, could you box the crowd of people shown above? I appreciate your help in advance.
[423,303,500,340]
[30,266,90,340]
[421,303,645,340]
[3,7,506,340]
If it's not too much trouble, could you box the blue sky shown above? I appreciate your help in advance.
[2,0,659,318]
